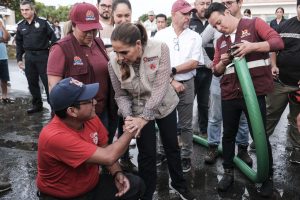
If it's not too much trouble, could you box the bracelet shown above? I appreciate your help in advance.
[112,170,123,179]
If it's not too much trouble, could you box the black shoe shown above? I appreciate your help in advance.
[119,158,138,174]
[27,106,43,114]
[237,145,253,167]
[0,181,11,193]
[181,158,191,173]
[259,177,273,197]
[204,145,218,164]
[169,182,196,200]
[218,169,234,192]
[156,153,167,167]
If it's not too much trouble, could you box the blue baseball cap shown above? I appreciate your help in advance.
[50,77,99,111]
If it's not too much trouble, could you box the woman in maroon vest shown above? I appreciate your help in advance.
[47,3,117,143]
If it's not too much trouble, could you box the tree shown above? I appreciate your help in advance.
[1,1,69,23]
[138,14,148,23]
[0,0,36,22]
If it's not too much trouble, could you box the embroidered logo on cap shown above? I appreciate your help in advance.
[86,10,96,21]
[69,78,83,87]
[73,56,84,65]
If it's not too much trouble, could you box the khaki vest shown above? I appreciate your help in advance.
[109,40,179,119]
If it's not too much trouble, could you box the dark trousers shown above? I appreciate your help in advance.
[24,51,49,107]
[37,173,145,200]
[222,96,273,176]
[98,109,118,144]
[194,67,212,133]
[137,110,186,200]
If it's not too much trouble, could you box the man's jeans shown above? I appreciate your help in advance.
[207,76,249,146]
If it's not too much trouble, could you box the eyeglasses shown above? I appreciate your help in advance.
[173,38,180,51]
[100,4,112,10]
[221,1,237,8]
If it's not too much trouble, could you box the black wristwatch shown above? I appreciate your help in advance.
[172,67,177,75]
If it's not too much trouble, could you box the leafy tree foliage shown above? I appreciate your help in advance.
[1,0,70,23]
[138,13,172,27]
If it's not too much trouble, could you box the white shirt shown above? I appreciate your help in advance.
[154,26,203,81]
[143,19,157,37]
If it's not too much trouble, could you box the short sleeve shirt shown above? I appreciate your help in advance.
[36,116,108,199]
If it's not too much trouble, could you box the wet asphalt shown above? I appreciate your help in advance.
[0,60,300,200]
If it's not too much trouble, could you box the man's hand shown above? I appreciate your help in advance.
[114,172,130,197]
[271,66,279,77]
[171,80,185,93]
[231,40,253,58]
[18,61,25,70]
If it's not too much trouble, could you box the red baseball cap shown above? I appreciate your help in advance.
[70,2,102,31]
[172,0,196,14]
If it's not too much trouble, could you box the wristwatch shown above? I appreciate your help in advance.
[172,67,177,75]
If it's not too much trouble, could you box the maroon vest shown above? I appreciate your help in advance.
[55,34,110,114]
[216,18,274,100]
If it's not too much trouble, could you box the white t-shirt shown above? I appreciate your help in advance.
[154,26,203,81]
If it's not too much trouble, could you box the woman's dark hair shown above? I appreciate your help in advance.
[275,7,285,19]
[244,9,251,16]
[111,22,148,80]
[205,2,227,19]
[112,0,132,13]
[275,7,284,14]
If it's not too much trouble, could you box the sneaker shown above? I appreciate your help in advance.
[259,177,273,197]
[119,158,138,174]
[181,158,191,173]
[156,153,167,167]
[0,181,11,193]
[169,182,196,200]
[237,145,253,167]
[204,145,218,164]
[218,169,234,192]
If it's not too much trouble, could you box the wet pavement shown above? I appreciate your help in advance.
[0,59,300,200]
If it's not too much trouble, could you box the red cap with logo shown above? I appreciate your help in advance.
[171,0,196,14]
[69,2,102,31]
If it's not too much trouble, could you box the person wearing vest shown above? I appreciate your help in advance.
[205,3,284,197]
[108,23,196,200]
[47,3,118,144]
[200,0,252,167]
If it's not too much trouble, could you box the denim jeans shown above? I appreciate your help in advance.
[207,76,249,146]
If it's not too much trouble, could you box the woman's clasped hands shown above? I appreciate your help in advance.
[124,116,148,138]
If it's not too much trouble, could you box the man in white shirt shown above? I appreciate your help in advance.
[143,10,157,37]
[154,0,203,173]
[97,0,113,50]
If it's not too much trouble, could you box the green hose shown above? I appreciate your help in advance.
[193,57,269,183]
